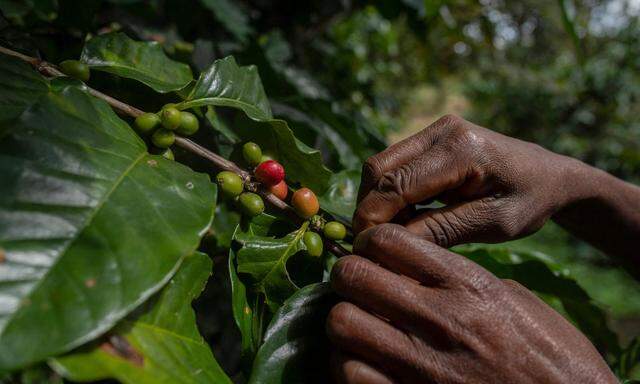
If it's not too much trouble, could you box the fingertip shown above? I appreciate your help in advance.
[330,255,370,293]
[353,223,410,255]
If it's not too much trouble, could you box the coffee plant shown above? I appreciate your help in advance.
[0,1,639,383]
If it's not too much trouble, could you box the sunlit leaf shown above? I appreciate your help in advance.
[81,32,193,93]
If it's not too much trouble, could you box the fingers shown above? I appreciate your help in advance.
[354,115,473,234]
[353,223,487,286]
[326,302,433,382]
[353,147,471,234]
[331,350,395,384]
[357,125,440,204]
[403,197,522,248]
[330,254,436,325]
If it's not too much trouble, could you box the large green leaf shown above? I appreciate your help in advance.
[80,32,193,93]
[248,283,335,384]
[319,169,361,223]
[235,220,308,312]
[455,245,620,355]
[0,55,48,125]
[179,56,332,193]
[0,86,216,371]
[199,0,253,43]
[50,252,232,384]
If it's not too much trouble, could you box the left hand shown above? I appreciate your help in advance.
[327,224,617,384]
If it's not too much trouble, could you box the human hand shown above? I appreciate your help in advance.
[353,115,584,247]
[327,224,617,384]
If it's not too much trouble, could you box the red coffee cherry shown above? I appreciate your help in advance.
[268,180,288,200]
[291,187,319,219]
[255,160,285,186]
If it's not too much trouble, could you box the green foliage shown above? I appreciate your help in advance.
[51,252,232,384]
[0,56,48,125]
[248,283,335,384]
[1,0,639,382]
[235,219,308,311]
[0,80,215,370]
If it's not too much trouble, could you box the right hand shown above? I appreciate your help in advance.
[353,114,583,247]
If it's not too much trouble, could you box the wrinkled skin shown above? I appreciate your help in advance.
[328,115,640,383]
[353,114,640,260]
[328,224,619,384]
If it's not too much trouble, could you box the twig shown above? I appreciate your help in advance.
[0,45,351,257]
[174,137,248,177]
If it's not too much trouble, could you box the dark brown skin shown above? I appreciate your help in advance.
[328,115,640,383]
[353,114,640,260]
[328,225,619,383]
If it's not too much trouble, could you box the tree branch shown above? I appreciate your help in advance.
[0,45,350,257]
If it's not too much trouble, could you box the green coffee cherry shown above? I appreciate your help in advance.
[303,231,323,257]
[323,221,346,241]
[177,111,199,136]
[216,171,244,197]
[59,60,90,82]
[161,106,182,130]
[160,148,174,161]
[134,113,160,134]
[152,128,175,148]
[242,142,262,166]
[239,192,265,216]
[260,154,274,163]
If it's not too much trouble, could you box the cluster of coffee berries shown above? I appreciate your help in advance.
[216,141,347,257]
[133,104,200,158]
[215,142,287,218]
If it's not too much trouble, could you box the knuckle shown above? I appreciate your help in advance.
[438,113,464,128]
[378,163,419,201]
[421,214,455,248]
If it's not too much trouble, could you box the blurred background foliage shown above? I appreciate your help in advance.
[2,0,640,381]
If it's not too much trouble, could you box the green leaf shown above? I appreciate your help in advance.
[180,56,332,193]
[455,246,620,355]
[205,106,239,144]
[235,220,308,312]
[497,222,640,318]
[613,337,640,380]
[248,283,335,384]
[228,242,259,361]
[81,32,193,93]
[199,0,253,43]
[319,169,361,223]
[0,55,49,125]
[0,85,216,371]
[182,56,271,120]
[50,252,232,384]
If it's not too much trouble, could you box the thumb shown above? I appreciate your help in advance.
[402,197,518,248]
